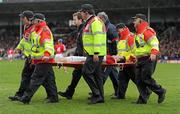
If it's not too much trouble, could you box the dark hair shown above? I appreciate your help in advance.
[79,4,95,15]
[84,10,95,15]
[116,23,126,29]
[19,10,34,21]
[132,13,147,21]
[33,13,46,21]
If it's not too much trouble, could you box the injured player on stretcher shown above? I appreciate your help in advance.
[55,55,136,64]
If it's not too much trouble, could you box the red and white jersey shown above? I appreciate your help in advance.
[7,49,14,55]
[54,43,66,54]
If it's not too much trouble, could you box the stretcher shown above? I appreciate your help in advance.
[52,62,135,70]
[52,56,135,70]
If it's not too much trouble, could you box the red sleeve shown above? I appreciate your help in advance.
[144,29,159,55]
[39,29,52,56]
[40,30,51,45]
[44,51,51,57]
[143,29,156,42]
[106,55,116,64]
[151,49,160,55]
[127,35,135,47]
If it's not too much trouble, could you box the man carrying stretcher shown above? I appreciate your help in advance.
[112,23,138,100]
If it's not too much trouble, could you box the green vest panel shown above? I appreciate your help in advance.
[135,34,151,56]
[117,39,134,60]
[30,30,54,59]
[82,17,107,56]
[16,38,32,57]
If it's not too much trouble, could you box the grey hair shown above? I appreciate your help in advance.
[97,12,109,21]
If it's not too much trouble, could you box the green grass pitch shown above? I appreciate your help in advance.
[0,60,180,114]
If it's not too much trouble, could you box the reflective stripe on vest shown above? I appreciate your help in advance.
[82,16,107,55]
[83,31,106,35]
[83,43,106,47]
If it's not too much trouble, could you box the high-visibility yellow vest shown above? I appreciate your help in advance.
[16,38,32,57]
[82,16,107,56]
[30,27,54,59]
[135,34,159,57]
[117,36,135,60]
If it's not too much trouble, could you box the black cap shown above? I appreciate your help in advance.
[79,4,94,14]
[116,23,126,29]
[19,10,34,20]
[132,13,147,21]
[33,13,46,21]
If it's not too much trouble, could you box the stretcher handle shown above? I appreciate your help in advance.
[57,62,63,69]
[118,63,124,71]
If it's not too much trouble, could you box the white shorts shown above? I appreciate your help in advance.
[55,54,63,58]
[8,54,13,59]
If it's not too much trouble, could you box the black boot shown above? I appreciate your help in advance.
[9,92,24,101]
[58,87,74,99]
[132,96,147,104]
[111,96,125,100]
[46,98,59,103]
[158,89,166,104]
[8,95,21,101]
[18,95,30,104]
[88,96,104,104]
